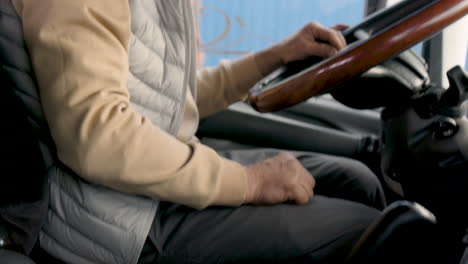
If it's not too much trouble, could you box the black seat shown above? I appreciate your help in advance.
[0,249,36,264]
[0,0,48,262]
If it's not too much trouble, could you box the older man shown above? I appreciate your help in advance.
[11,0,385,263]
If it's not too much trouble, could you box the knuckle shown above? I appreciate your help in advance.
[308,21,319,28]
[279,151,292,157]
[304,22,318,33]
[285,158,297,168]
[278,152,296,164]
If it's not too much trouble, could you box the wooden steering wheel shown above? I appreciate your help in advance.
[248,0,468,113]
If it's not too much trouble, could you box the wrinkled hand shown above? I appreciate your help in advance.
[244,152,316,205]
[276,22,348,64]
[254,23,348,76]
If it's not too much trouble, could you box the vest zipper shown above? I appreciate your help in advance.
[171,0,196,135]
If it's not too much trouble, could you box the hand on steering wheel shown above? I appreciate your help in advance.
[248,0,468,113]
[276,22,347,65]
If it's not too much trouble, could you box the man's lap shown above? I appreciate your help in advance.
[140,149,386,264]
[148,196,379,264]
[219,148,386,209]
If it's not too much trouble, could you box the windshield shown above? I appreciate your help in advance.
[200,0,468,72]
[200,0,365,67]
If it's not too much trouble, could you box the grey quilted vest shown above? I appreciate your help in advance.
[0,0,197,263]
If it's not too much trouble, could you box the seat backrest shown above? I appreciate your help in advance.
[0,55,46,213]
[0,249,36,264]
[0,0,49,256]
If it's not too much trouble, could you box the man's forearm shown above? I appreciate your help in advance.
[253,44,284,77]
[196,54,263,117]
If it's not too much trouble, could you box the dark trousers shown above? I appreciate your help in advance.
[138,149,386,264]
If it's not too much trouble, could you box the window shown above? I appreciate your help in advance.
[199,0,365,67]
[199,1,467,74]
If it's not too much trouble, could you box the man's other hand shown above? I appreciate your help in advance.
[244,152,316,205]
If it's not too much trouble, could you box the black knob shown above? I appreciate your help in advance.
[434,117,458,140]
[440,66,468,107]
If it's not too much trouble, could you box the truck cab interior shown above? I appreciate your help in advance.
[1,0,468,263]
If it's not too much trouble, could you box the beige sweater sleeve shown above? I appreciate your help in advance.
[196,54,264,118]
[13,0,247,209]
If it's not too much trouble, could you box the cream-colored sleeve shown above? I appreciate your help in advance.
[13,0,247,209]
[196,54,264,118]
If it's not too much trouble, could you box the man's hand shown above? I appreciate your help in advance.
[254,22,348,76]
[244,152,316,205]
[276,22,347,65]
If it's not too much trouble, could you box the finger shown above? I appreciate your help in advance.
[330,30,347,50]
[330,28,347,49]
[297,165,315,190]
[331,24,349,48]
[313,25,346,50]
[305,186,314,200]
[291,171,314,205]
[305,171,316,190]
[302,179,313,199]
[310,174,316,189]
[338,32,347,49]
[292,184,312,205]
[303,175,315,198]
[332,24,349,31]
[307,42,338,58]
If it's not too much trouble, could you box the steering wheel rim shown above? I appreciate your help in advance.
[248,0,468,113]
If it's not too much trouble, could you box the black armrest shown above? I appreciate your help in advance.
[198,102,378,158]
